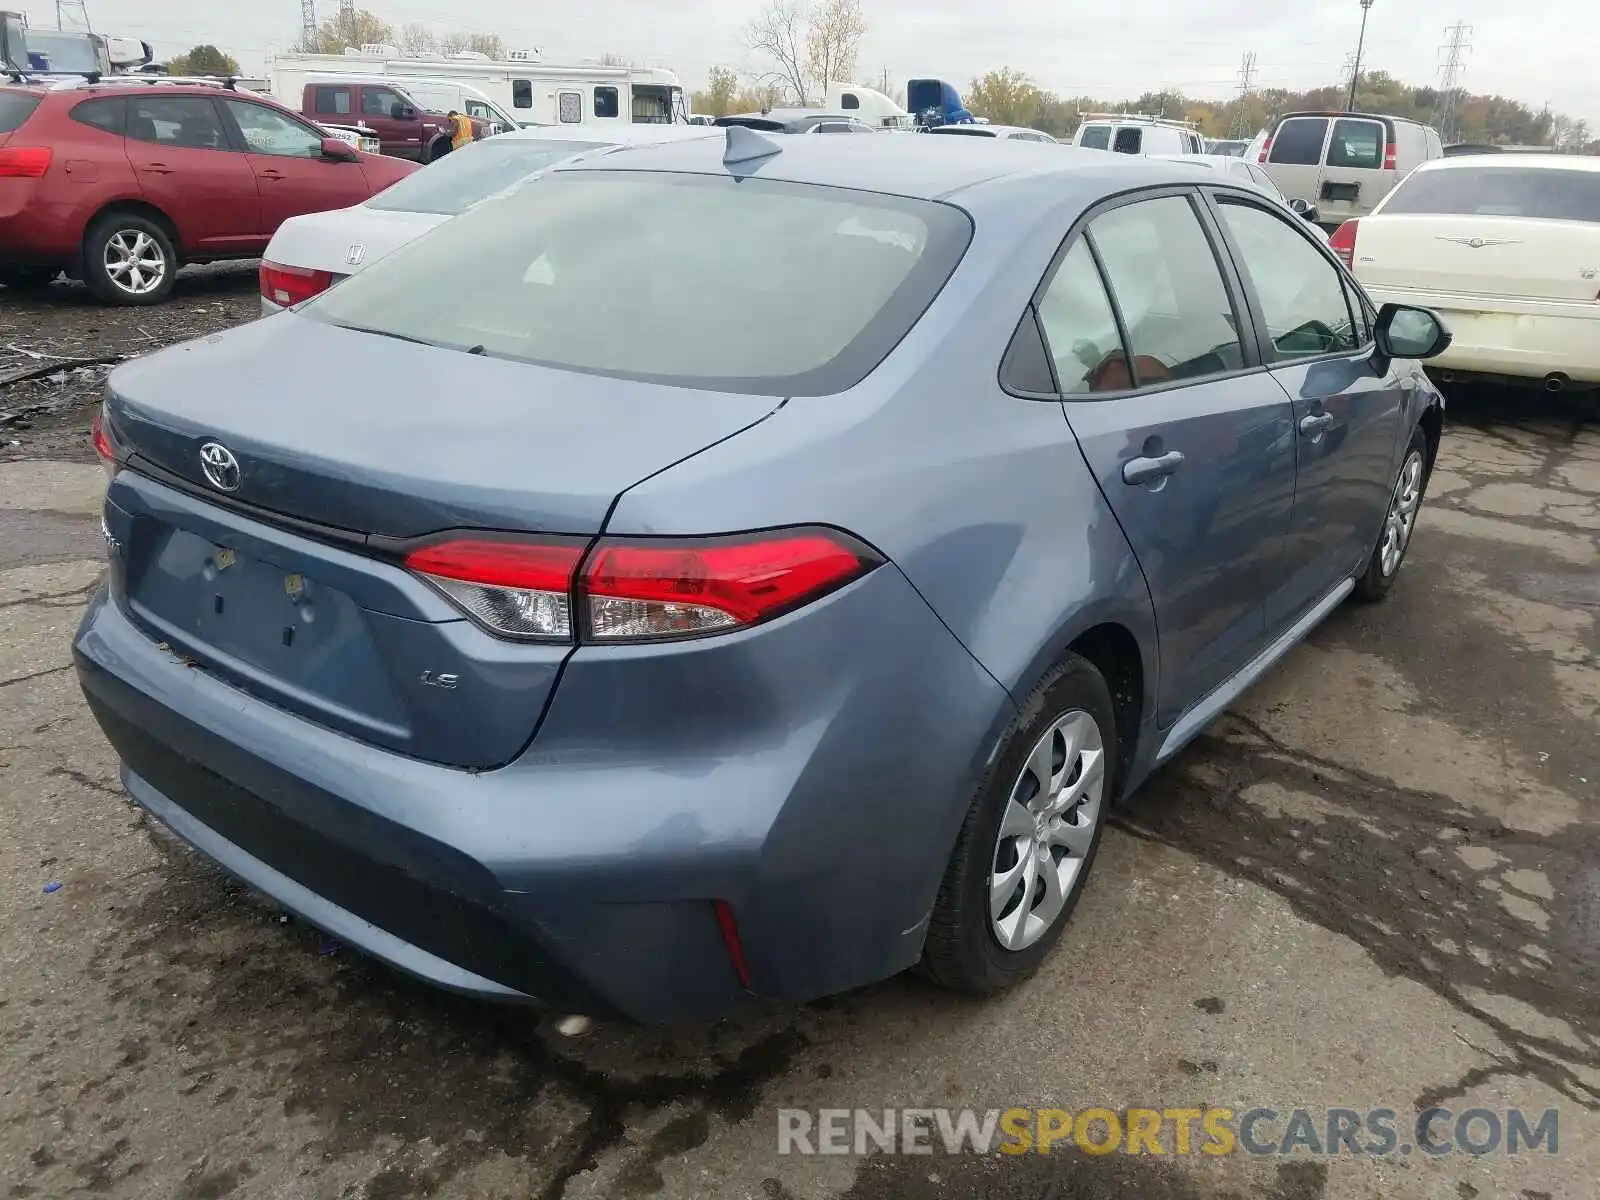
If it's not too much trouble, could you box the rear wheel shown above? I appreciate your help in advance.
[423,137,452,163]
[922,655,1116,995]
[1353,426,1429,602]
[83,212,176,306]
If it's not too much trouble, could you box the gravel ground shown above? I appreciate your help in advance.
[0,284,1596,1200]
[0,264,260,464]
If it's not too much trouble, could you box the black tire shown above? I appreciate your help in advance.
[423,137,451,163]
[1353,425,1430,603]
[83,212,177,306]
[922,654,1118,995]
[0,265,58,290]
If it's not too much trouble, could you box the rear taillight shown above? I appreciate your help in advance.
[90,406,119,480]
[404,528,880,643]
[0,147,52,178]
[1257,136,1271,163]
[259,260,333,308]
[1328,219,1359,269]
[1382,142,1396,171]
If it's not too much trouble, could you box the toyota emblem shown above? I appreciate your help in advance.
[199,442,241,492]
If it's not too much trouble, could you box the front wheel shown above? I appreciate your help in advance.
[922,655,1117,995]
[83,213,176,306]
[1353,426,1430,602]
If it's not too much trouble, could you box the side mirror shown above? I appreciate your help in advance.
[1289,198,1319,223]
[390,102,415,120]
[320,137,359,162]
[1375,303,1452,361]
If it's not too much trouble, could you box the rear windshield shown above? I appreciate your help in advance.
[1268,117,1328,165]
[1381,166,1600,223]
[365,137,607,215]
[309,171,972,396]
[0,90,41,134]
[1078,124,1111,150]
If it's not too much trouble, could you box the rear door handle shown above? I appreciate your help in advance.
[258,171,285,180]
[139,164,174,174]
[1122,450,1185,485]
[1299,412,1335,436]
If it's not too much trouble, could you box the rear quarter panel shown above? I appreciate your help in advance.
[8,100,141,259]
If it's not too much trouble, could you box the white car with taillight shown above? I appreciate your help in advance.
[1333,155,1600,393]
[258,123,715,313]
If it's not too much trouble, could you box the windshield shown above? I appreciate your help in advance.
[1381,166,1600,223]
[310,171,973,396]
[365,137,607,216]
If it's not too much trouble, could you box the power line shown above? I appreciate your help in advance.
[1229,51,1257,138]
[1436,21,1472,144]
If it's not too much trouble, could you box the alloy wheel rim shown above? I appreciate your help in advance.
[103,230,166,296]
[1379,450,1425,577]
[989,709,1107,951]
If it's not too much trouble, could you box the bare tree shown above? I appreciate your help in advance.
[743,0,810,104]
[806,0,865,103]
[398,22,437,54]
[439,31,506,59]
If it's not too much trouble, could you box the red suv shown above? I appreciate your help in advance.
[0,80,417,305]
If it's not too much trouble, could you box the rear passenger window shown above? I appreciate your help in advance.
[313,87,352,117]
[71,97,124,135]
[594,86,619,119]
[1112,127,1141,154]
[512,79,533,110]
[1078,124,1111,150]
[1216,200,1359,360]
[1268,118,1328,165]
[1327,119,1383,169]
[126,97,228,150]
[1088,195,1246,386]
[0,91,42,134]
[1035,240,1127,394]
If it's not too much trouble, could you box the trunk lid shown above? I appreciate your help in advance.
[103,315,778,769]
[106,313,778,538]
[1357,214,1600,304]
[265,205,446,279]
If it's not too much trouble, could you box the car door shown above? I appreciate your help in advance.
[122,94,261,252]
[357,85,419,157]
[1262,116,1330,211]
[1037,190,1296,725]
[1207,190,1405,631]
[220,98,374,234]
[1319,116,1386,222]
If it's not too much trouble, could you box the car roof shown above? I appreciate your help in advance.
[1150,153,1246,170]
[1410,152,1600,176]
[557,130,1215,207]
[501,123,716,146]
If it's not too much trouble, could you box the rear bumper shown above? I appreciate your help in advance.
[75,549,1010,1023]
[1365,286,1600,383]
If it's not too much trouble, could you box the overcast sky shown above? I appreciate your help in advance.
[33,0,1598,126]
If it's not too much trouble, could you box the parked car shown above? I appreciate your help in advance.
[77,134,1449,1023]
[0,78,416,303]
[1152,153,1331,240]
[1204,138,1249,157]
[926,123,1056,142]
[298,78,492,162]
[259,124,716,312]
[1256,111,1444,229]
[1335,154,1600,393]
[713,110,878,134]
[1072,113,1205,155]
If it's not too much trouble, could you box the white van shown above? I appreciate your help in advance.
[1072,113,1205,156]
[1256,110,1443,228]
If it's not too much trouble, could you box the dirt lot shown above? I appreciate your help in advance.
[1,281,1596,1200]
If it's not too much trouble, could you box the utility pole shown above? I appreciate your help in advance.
[55,0,92,32]
[1436,21,1472,145]
[1230,51,1258,138]
[1346,0,1375,111]
[300,0,318,48]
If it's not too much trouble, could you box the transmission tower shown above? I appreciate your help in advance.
[1229,51,1258,138]
[55,0,92,32]
[301,0,317,46]
[1339,52,1357,95]
[1436,21,1473,144]
[339,0,354,16]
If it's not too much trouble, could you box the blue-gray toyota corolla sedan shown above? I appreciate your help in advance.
[75,131,1450,1024]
